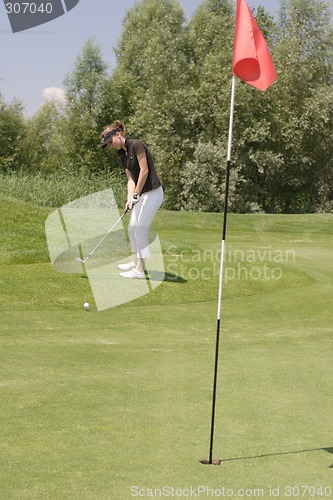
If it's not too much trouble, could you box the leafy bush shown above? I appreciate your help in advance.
[179,140,240,212]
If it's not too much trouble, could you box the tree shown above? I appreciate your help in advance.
[227,0,333,213]
[186,0,235,140]
[0,94,25,172]
[112,0,194,208]
[64,38,109,119]
[62,38,113,172]
[179,139,240,212]
[261,0,333,212]
[19,101,64,174]
[13,0,333,213]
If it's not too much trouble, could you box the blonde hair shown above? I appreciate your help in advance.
[102,119,126,138]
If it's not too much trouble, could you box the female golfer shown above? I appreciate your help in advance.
[101,120,163,279]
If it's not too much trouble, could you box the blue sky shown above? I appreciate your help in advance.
[0,0,279,117]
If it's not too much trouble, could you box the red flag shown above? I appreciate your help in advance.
[232,0,277,91]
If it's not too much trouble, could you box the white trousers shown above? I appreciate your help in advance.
[128,185,164,260]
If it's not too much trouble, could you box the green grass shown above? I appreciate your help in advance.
[0,169,126,209]
[0,195,332,499]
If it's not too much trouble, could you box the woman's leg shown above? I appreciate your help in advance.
[128,186,163,271]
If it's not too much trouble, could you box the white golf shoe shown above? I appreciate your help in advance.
[119,268,145,279]
[117,261,136,271]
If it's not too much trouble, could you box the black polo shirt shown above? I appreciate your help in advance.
[117,138,161,194]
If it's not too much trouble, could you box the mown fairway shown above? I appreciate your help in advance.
[0,195,332,499]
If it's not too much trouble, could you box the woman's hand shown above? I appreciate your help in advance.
[126,192,140,211]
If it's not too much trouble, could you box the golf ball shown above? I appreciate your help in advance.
[83,302,90,310]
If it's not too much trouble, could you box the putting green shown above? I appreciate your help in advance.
[0,196,332,498]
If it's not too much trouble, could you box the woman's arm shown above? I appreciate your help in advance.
[134,151,149,194]
[125,151,149,210]
[125,169,136,209]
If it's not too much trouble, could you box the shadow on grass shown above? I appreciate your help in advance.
[80,271,187,284]
[147,271,187,284]
[220,446,333,466]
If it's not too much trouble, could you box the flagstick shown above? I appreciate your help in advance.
[201,75,236,466]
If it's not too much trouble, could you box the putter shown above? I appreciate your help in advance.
[75,208,128,264]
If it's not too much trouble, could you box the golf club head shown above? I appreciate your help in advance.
[75,257,86,264]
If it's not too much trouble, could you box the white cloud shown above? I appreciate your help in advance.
[43,87,66,104]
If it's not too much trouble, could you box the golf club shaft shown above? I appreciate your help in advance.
[79,208,128,263]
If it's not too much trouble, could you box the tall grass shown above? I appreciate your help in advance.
[0,168,126,208]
